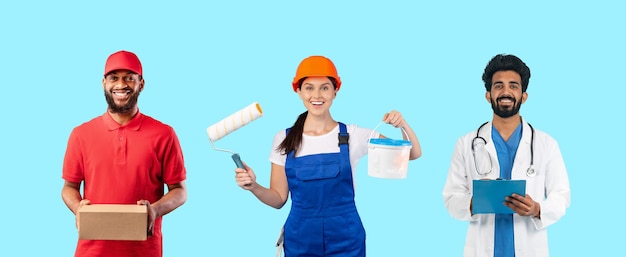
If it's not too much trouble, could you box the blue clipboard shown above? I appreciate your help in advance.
[472,180,526,214]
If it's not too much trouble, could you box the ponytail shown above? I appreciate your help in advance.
[278,111,307,155]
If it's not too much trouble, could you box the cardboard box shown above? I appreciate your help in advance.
[78,204,147,241]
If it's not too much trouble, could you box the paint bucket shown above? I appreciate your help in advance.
[368,123,412,179]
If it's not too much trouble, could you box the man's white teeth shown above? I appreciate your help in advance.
[499,99,512,103]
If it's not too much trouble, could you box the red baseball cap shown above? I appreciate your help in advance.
[104,50,142,76]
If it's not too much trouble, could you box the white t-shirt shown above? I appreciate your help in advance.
[269,124,379,185]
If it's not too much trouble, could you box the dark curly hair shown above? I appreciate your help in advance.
[482,54,531,92]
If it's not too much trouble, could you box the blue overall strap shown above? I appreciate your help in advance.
[338,120,351,152]
[338,122,351,182]
[338,122,349,146]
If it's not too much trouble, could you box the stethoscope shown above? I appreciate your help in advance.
[471,121,536,177]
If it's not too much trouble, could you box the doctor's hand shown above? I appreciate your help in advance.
[235,162,257,190]
[504,194,541,218]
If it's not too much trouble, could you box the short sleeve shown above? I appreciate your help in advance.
[269,130,287,166]
[161,128,186,185]
[62,128,85,183]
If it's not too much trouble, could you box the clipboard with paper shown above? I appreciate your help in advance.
[472,179,526,214]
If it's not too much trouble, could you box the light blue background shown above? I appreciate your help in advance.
[1,1,624,256]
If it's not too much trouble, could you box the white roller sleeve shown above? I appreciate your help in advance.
[207,102,263,142]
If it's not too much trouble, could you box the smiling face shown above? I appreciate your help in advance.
[102,70,144,114]
[297,76,337,116]
[486,70,527,118]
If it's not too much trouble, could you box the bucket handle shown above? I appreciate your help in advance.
[368,122,410,142]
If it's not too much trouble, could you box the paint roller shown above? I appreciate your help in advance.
[207,102,263,168]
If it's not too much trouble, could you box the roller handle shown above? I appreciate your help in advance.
[231,153,244,168]
[232,153,251,186]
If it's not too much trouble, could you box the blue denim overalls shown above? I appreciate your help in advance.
[283,122,366,257]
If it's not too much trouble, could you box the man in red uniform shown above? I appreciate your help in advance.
[61,50,187,257]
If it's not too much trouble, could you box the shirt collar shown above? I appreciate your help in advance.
[102,110,143,131]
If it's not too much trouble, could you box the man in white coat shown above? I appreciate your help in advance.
[443,54,570,257]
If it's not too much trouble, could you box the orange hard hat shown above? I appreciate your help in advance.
[291,56,342,92]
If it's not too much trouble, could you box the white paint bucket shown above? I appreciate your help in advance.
[367,123,412,179]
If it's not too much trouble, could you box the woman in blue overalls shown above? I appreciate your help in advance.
[234,56,423,256]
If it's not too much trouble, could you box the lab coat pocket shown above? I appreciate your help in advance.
[295,160,341,181]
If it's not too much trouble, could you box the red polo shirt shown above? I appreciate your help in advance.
[63,111,186,257]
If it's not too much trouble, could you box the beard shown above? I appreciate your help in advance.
[104,89,140,114]
[491,95,522,118]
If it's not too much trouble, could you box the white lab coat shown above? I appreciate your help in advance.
[443,119,570,257]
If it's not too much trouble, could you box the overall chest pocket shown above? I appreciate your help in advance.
[295,160,341,181]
